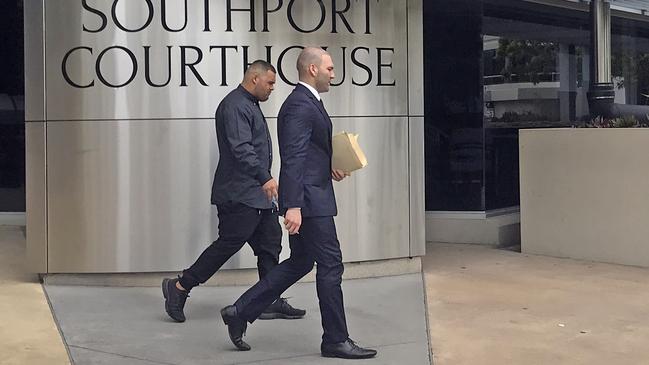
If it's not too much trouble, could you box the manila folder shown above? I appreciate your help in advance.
[332,131,368,173]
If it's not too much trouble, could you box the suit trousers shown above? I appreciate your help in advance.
[179,202,282,291]
[234,216,350,344]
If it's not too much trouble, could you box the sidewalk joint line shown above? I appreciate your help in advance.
[67,344,177,365]
[42,284,75,364]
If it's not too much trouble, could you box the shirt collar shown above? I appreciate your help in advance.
[298,81,321,101]
[238,84,258,104]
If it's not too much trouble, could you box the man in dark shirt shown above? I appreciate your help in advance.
[161,60,305,323]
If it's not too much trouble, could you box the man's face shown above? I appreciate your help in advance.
[314,54,335,93]
[254,70,276,102]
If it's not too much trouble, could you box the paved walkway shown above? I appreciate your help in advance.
[0,226,69,365]
[424,243,649,365]
[7,225,649,365]
[45,274,429,364]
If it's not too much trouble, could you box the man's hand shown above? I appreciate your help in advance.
[332,169,350,182]
[262,178,278,201]
[284,208,302,235]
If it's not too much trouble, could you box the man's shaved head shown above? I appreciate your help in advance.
[244,60,276,81]
[241,60,277,102]
[297,47,328,80]
[295,47,335,93]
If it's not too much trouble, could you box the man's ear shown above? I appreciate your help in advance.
[309,64,318,77]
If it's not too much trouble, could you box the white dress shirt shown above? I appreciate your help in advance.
[298,81,321,101]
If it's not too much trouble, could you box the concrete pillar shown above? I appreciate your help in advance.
[590,0,611,84]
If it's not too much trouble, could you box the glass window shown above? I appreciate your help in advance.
[482,14,590,209]
[424,0,485,211]
[0,1,25,212]
[424,0,591,211]
[610,18,649,108]
[423,1,649,212]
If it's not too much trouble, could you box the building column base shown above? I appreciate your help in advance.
[41,257,422,286]
[425,208,520,246]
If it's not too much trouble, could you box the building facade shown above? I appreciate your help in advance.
[1,0,649,272]
[21,0,425,274]
[424,0,649,245]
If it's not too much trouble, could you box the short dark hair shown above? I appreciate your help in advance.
[247,60,276,75]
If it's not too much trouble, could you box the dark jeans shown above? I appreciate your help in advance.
[234,216,349,344]
[179,202,282,291]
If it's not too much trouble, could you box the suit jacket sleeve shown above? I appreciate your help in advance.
[220,103,272,185]
[279,100,313,209]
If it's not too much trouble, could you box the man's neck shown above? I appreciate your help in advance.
[298,81,320,101]
[241,82,255,95]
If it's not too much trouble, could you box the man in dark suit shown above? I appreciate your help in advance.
[220,48,377,359]
[161,60,305,323]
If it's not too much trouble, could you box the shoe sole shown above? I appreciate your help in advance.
[162,279,185,323]
[321,352,376,359]
[257,313,304,320]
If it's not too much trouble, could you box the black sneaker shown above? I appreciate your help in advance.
[162,277,189,322]
[258,298,306,320]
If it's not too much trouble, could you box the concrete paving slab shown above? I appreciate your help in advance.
[45,274,430,365]
[0,226,70,365]
[424,242,649,365]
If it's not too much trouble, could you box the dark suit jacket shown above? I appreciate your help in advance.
[277,84,337,217]
[211,85,273,209]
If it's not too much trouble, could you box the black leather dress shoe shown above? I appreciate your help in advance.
[162,277,189,322]
[321,338,377,359]
[220,305,251,351]
[258,298,306,320]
